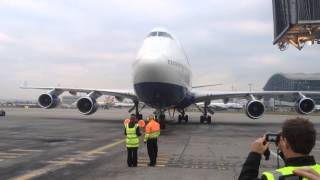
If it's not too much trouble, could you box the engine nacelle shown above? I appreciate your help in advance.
[245,100,265,119]
[76,97,99,115]
[295,97,315,115]
[38,93,61,109]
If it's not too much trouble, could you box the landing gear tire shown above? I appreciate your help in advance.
[207,116,211,124]
[200,116,204,124]
[159,114,166,129]
[178,114,188,123]
[200,115,211,124]
[178,115,182,124]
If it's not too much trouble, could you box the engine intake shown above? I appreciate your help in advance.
[246,100,265,119]
[295,97,315,115]
[38,93,60,109]
[77,97,98,115]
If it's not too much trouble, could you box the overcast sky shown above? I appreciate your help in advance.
[0,0,319,100]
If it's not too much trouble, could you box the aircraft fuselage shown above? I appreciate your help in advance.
[133,28,193,109]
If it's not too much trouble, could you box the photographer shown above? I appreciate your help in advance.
[238,117,319,180]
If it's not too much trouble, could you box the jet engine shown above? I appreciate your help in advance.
[38,93,61,109]
[245,100,265,119]
[295,97,315,115]
[76,97,99,115]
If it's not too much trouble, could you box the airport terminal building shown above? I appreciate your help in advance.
[264,73,320,103]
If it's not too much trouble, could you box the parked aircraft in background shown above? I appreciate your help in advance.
[22,27,320,129]
[103,96,135,108]
[197,102,243,111]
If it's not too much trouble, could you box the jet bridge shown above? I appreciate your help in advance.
[272,0,320,50]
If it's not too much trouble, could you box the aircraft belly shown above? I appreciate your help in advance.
[134,82,187,109]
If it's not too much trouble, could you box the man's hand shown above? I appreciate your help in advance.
[294,168,320,180]
[250,137,269,155]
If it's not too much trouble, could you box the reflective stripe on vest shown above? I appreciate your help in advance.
[144,120,160,141]
[125,124,139,148]
[262,170,282,180]
[262,164,320,180]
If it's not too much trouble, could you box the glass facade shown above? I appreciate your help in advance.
[264,73,320,103]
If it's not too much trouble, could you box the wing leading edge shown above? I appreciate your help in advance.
[21,86,138,101]
[193,90,320,103]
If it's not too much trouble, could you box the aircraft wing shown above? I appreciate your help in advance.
[21,86,138,101]
[193,90,320,103]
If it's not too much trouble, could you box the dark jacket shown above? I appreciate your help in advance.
[238,152,316,180]
[124,122,141,137]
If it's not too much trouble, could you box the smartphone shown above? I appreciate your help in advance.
[279,174,303,180]
[265,133,280,143]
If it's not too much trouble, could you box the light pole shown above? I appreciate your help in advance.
[248,83,252,91]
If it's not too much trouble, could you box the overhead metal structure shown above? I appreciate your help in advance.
[272,0,320,50]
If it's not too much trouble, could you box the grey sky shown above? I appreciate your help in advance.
[0,0,319,100]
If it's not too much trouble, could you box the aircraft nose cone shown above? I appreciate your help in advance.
[133,54,168,84]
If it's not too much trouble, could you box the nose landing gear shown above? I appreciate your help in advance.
[178,109,188,123]
[129,100,144,120]
[155,109,166,129]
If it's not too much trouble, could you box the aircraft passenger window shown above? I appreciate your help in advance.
[147,32,157,37]
[158,32,173,39]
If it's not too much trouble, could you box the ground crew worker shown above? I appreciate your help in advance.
[124,115,141,167]
[144,115,160,166]
[238,117,319,180]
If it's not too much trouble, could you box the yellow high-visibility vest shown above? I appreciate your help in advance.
[262,164,320,180]
[125,124,139,148]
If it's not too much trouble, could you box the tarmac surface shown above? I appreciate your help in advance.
[0,108,320,180]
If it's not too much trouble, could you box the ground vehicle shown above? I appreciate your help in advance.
[0,110,5,116]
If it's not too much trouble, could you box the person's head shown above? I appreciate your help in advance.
[278,117,316,158]
[130,115,136,122]
[148,115,155,122]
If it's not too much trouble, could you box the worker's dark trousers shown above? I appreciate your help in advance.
[127,147,138,167]
[147,139,158,165]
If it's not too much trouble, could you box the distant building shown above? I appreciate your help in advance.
[62,96,80,107]
[264,73,320,103]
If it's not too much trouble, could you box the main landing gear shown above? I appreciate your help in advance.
[153,109,166,129]
[200,115,211,124]
[131,100,143,120]
[200,101,212,124]
[158,111,166,129]
[178,109,188,123]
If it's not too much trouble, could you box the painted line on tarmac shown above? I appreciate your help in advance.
[46,160,85,165]
[11,149,44,152]
[0,152,28,156]
[11,139,125,180]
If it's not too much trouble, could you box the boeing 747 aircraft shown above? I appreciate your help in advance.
[23,27,320,129]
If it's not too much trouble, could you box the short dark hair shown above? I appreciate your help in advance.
[282,117,316,155]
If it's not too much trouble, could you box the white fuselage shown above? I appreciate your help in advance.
[132,29,193,109]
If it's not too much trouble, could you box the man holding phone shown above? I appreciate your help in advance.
[238,117,320,180]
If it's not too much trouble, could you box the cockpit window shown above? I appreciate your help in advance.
[158,32,173,39]
[147,31,173,39]
[147,32,157,37]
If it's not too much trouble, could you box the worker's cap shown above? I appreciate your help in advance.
[130,116,136,122]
